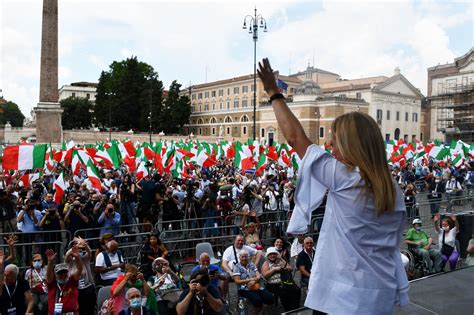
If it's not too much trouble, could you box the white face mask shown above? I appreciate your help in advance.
[442,226,450,232]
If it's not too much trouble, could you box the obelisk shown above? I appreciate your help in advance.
[34,0,63,143]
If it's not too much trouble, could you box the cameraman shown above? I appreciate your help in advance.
[176,268,223,315]
[39,206,64,245]
[162,187,180,230]
[64,199,90,237]
[119,174,137,233]
[98,202,121,236]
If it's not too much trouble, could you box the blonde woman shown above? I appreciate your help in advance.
[258,58,409,315]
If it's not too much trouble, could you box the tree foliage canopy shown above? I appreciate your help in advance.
[0,101,25,127]
[60,97,93,130]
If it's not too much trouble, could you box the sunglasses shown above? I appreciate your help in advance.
[33,259,42,262]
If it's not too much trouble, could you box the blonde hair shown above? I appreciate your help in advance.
[332,112,395,215]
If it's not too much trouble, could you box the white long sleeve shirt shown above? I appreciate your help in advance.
[287,144,409,314]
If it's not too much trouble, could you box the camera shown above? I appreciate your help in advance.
[191,274,210,286]
[107,207,114,214]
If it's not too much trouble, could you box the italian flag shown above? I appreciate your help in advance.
[2,144,47,171]
[429,146,450,161]
[19,173,41,188]
[136,161,149,180]
[86,160,102,191]
[195,150,216,168]
[53,171,68,205]
[452,154,463,168]
[256,153,268,176]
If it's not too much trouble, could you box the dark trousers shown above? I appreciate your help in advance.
[238,289,274,307]
[78,285,97,315]
[266,283,301,311]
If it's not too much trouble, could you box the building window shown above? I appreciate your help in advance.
[212,103,215,110]
[224,116,232,123]
[251,84,255,92]
[385,134,390,141]
[242,99,248,108]
[226,101,230,109]
[396,111,400,121]
[204,92,209,98]
[219,102,223,110]
[227,88,230,96]
[198,93,202,99]
[420,132,424,141]
[227,127,230,134]
[405,112,409,122]
[199,128,202,135]
[386,110,390,120]
[199,104,202,112]
[212,128,216,135]
[356,92,361,99]
[234,87,239,94]
[211,91,216,97]
[319,127,324,138]
[243,126,247,135]
[376,110,383,124]
[241,115,249,122]
[191,105,195,113]
[234,100,239,108]
[192,94,196,100]
[242,86,248,93]
[72,92,76,98]
[412,113,418,122]
[86,93,90,99]
[218,89,224,97]
[204,103,209,111]
[251,99,255,107]
[261,128,265,138]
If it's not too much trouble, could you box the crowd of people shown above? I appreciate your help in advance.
[0,141,473,314]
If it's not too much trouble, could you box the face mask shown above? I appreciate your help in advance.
[57,278,67,285]
[415,226,423,232]
[442,226,450,232]
[129,298,142,309]
[79,251,86,257]
[33,261,42,269]
[435,180,441,183]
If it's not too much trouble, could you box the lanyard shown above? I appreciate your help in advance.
[34,269,44,283]
[56,283,64,303]
[4,280,18,307]
[305,249,314,263]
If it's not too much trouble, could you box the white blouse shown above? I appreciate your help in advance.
[287,144,409,314]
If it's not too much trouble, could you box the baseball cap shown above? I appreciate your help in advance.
[54,263,68,274]
[412,218,422,225]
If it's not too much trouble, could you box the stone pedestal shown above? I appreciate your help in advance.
[34,102,63,143]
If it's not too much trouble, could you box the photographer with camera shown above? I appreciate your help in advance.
[119,174,137,233]
[176,268,223,315]
[98,201,121,236]
[64,199,90,237]
[161,187,181,230]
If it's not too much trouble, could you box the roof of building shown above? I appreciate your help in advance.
[374,74,424,97]
[320,76,388,93]
[427,47,474,71]
[290,66,340,77]
[70,81,99,88]
[190,72,301,90]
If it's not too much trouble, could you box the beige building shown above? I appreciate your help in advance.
[185,65,422,144]
[58,82,97,103]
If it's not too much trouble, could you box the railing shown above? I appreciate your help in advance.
[0,241,64,271]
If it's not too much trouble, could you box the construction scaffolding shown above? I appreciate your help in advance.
[433,79,474,143]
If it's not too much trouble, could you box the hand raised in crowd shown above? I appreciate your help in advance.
[71,245,81,258]
[45,249,57,262]
[0,250,4,264]
[450,215,457,222]
[137,272,144,281]
[73,236,88,248]
[257,58,279,96]
[434,213,440,222]
[4,234,18,246]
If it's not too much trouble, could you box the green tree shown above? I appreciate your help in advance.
[94,56,163,132]
[60,97,93,129]
[161,81,191,134]
[0,101,25,127]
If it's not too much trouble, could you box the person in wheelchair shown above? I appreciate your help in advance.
[405,218,442,274]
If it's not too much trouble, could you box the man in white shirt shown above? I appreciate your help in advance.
[94,240,125,286]
[221,235,262,274]
[446,176,462,211]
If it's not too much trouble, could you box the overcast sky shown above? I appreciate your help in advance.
[0,0,472,117]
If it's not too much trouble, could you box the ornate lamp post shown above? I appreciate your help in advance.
[242,8,267,141]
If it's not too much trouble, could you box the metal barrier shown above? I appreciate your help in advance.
[0,230,71,245]
[0,241,64,269]
[74,222,153,238]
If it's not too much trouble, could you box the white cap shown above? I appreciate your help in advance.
[265,247,280,258]
[412,218,422,225]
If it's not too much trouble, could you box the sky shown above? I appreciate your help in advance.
[0,0,473,117]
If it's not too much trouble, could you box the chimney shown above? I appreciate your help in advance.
[394,67,400,76]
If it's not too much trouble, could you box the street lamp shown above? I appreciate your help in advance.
[149,81,153,143]
[148,112,152,143]
[105,91,114,141]
[242,7,267,141]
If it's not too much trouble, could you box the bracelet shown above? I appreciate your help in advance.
[269,93,285,103]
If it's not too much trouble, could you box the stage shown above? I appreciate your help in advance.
[395,266,474,315]
[282,266,474,315]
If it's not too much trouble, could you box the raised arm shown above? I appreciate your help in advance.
[257,58,312,158]
[45,249,57,284]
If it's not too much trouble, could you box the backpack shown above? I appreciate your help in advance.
[101,250,123,267]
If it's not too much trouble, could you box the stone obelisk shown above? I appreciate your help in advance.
[34,0,63,143]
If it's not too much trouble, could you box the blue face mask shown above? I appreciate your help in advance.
[33,261,42,269]
[415,226,423,232]
[129,298,141,309]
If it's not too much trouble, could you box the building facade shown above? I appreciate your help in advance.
[427,48,474,142]
[58,82,98,103]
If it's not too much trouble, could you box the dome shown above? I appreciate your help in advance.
[295,80,323,96]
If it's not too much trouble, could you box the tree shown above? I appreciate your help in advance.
[0,101,25,127]
[161,81,191,134]
[60,97,93,129]
[94,57,163,132]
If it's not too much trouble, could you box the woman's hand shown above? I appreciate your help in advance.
[257,58,279,96]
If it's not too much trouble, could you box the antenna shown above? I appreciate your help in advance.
[312,48,315,67]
